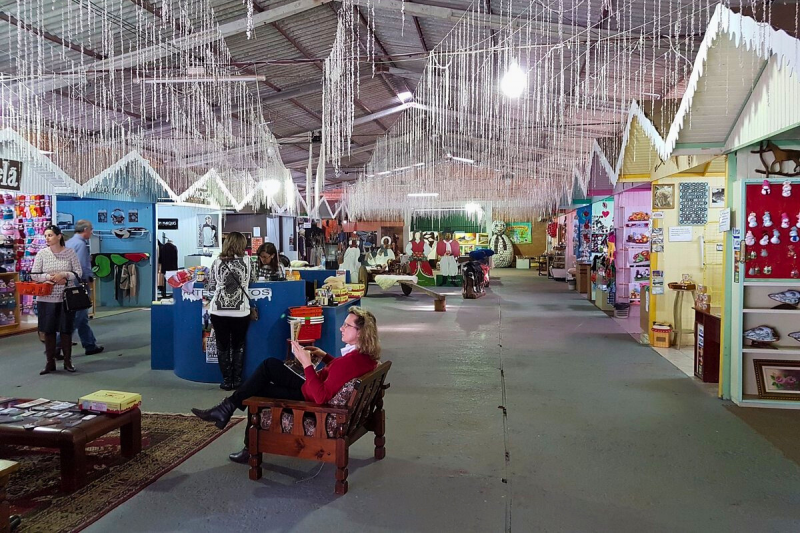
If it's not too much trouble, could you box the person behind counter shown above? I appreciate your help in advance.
[191,306,381,464]
[31,225,82,374]
[207,232,252,390]
[251,242,285,282]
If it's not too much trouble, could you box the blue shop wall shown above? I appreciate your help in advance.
[57,197,156,308]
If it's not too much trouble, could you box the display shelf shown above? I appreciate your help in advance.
[741,396,800,409]
[742,308,800,314]
[743,281,800,286]
[742,347,800,355]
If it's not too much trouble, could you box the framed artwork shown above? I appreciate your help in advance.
[454,232,477,246]
[506,222,532,244]
[678,182,709,225]
[197,213,220,248]
[652,184,675,210]
[128,209,138,223]
[754,359,800,400]
[710,187,725,208]
[97,209,107,223]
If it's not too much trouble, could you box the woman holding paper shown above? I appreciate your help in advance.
[191,306,381,463]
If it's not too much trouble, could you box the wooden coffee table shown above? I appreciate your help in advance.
[0,401,141,493]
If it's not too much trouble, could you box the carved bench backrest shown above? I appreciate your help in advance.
[345,361,392,438]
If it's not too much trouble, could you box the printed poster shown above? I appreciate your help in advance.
[506,222,532,244]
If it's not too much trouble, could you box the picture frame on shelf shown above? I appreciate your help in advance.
[652,184,675,210]
[754,359,800,400]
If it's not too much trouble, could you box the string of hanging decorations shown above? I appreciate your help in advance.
[0,0,292,211]
[342,0,780,221]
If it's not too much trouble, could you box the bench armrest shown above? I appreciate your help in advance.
[243,397,349,416]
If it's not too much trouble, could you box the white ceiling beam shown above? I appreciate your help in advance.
[217,0,335,37]
[351,0,615,38]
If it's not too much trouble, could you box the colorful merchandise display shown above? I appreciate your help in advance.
[744,181,799,279]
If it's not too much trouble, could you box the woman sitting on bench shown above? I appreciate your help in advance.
[192,307,381,463]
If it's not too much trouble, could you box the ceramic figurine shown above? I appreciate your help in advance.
[761,248,768,257]
[789,332,800,343]
[748,267,756,276]
[791,227,799,243]
[768,290,800,307]
[782,213,791,229]
[763,212,773,227]
[793,269,800,278]
[771,229,781,245]
[744,325,779,345]
[755,266,761,275]
[760,232,770,246]
[764,265,773,275]
[783,180,792,197]
[745,230,756,246]
[748,212,758,228]
[762,180,771,195]
[748,250,757,260]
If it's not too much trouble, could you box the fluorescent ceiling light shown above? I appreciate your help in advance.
[407,193,439,197]
[413,162,425,167]
[451,156,475,164]
[397,91,413,102]
[500,62,526,98]
[139,75,266,84]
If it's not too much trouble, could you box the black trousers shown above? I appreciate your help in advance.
[209,314,250,355]
[230,357,305,410]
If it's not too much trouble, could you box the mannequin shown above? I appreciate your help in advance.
[342,239,361,282]
[436,232,460,285]
[405,231,433,277]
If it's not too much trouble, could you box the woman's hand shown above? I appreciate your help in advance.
[305,346,326,359]
[53,273,68,285]
[291,341,313,368]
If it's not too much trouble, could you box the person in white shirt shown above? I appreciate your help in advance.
[206,232,252,390]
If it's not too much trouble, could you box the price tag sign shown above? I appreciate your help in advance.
[0,158,22,191]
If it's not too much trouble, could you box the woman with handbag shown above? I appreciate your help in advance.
[31,225,82,374]
[207,232,253,390]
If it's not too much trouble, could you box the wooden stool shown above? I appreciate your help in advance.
[669,285,697,350]
[1,460,19,533]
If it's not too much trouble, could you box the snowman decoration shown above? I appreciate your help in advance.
[490,220,514,268]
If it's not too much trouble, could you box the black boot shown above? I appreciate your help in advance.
[40,334,57,375]
[231,346,245,389]
[228,447,249,464]
[61,334,76,372]
[191,397,236,430]
[218,348,233,390]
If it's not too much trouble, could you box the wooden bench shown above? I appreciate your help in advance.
[243,361,392,495]
[397,281,447,311]
[1,460,19,533]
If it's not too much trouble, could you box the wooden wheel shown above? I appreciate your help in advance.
[359,266,370,297]
[400,283,412,296]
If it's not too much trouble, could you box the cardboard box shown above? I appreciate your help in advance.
[79,390,142,414]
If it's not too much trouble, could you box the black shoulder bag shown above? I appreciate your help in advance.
[222,261,258,321]
[63,271,92,312]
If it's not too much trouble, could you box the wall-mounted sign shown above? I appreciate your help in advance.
[718,208,731,232]
[158,218,179,230]
[0,158,22,191]
[668,226,693,242]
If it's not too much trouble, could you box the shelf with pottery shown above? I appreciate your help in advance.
[732,178,800,408]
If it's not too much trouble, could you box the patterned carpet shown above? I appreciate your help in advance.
[1,413,241,532]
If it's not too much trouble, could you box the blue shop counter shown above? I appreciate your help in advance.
[152,281,360,383]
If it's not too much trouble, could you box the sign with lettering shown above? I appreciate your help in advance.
[158,218,179,230]
[0,158,22,191]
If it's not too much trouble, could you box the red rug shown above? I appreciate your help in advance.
[1,413,241,532]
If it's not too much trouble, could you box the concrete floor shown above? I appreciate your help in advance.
[3,270,800,532]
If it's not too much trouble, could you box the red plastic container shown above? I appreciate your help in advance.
[289,306,323,318]
[297,319,323,341]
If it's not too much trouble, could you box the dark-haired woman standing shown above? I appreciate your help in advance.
[31,225,82,374]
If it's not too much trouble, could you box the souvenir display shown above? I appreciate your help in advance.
[743,325,780,347]
[789,332,800,343]
[745,181,800,278]
[768,290,800,307]
[678,182,709,225]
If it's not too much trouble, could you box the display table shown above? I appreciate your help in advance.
[171,281,305,383]
[694,307,721,383]
[0,400,140,492]
[297,268,350,287]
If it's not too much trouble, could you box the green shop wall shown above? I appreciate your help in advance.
[410,212,485,233]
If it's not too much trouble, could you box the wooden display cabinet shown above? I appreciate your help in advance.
[0,272,20,334]
[694,308,720,383]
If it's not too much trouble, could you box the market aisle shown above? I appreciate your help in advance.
[496,272,800,532]
[3,271,800,532]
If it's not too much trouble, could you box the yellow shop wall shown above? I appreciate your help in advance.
[650,175,726,342]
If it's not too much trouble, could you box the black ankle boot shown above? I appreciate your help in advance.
[228,446,249,464]
[191,397,236,430]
